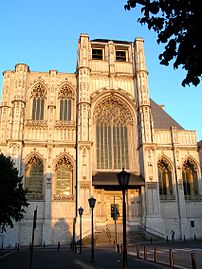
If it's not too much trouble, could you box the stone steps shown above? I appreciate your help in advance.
[82,224,164,245]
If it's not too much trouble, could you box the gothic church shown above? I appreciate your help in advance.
[0,34,202,247]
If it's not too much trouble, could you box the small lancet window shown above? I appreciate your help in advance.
[182,159,198,195]
[158,159,173,195]
[31,84,46,120]
[58,85,74,121]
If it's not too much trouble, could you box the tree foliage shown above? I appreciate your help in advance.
[125,0,202,87]
[0,153,28,232]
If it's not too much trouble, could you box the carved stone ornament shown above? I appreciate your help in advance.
[55,156,73,172]
[93,95,133,125]
[182,158,197,172]
[58,85,75,99]
[80,180,91,189]
[30,83,47,98]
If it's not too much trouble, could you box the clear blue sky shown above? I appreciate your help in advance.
[1,0,202,140]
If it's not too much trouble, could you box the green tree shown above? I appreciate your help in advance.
[0,153,28,231]
[125,0,202,87]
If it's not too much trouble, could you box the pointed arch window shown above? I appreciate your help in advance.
[158,159,173,196]
[60,99,72,121]
[54,156,73,199]
[25,156,44,199]
[31,84,46,120]
[58,85,74,121]
[182,159,198,195]
[93,96,133,170]
[32,97,44,120]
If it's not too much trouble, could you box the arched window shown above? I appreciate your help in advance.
[31,84,46,120]
[54,156,73,199]
[182,159,198,195]
[158,159,173,195]
[58,85,74,121]
[25,156,43,199]
[93,95,133,170]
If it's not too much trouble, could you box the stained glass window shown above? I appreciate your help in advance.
[55,156,73,197]
[94,96,133,170]
[25,156,43,195]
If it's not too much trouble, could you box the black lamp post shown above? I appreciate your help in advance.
[117,168,130,269]
[88,196,96,263]
[78,206,84,254]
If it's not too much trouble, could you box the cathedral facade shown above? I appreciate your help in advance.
[0,34,202,247]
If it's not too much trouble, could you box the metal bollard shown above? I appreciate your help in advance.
[184,235,186,241]
[116,244,120,253]
[154,247,157,263]
[194,234,197,241]
[57,241,60,250]
[144,245,147,260]
[17,243,20,251]
[191,253,197,269]
[166,236,169,243]
[169,249,174,267]
[137,246,140,258]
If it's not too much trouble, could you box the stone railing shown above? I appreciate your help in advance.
[185,195,202,201]
[25,119,48,127]
[55,120,76,128]
[53,194,74,201]
[27,193,44,201]
[160,195,176,201]
[154,129,197,146]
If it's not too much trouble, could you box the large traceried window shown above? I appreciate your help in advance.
[158,159,173,196]
[54,156,73,199]
[31,84,46,120]
[182,159,198,196]
[93,95,133,170]
[58,85,74,121]
[25,156,44,199]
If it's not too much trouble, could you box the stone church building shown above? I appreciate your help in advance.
[0,34,202,247]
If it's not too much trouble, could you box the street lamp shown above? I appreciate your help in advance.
[117,168,130,269]
[78,206,84,254]
[88,196,96,263]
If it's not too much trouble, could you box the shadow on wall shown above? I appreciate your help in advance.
[52,218,71,245]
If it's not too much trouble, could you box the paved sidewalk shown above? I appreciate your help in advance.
[0,247,171,269]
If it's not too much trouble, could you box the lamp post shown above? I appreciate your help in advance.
[117,168,130,269]
[78,206,84,254]
[88,196,96,263]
